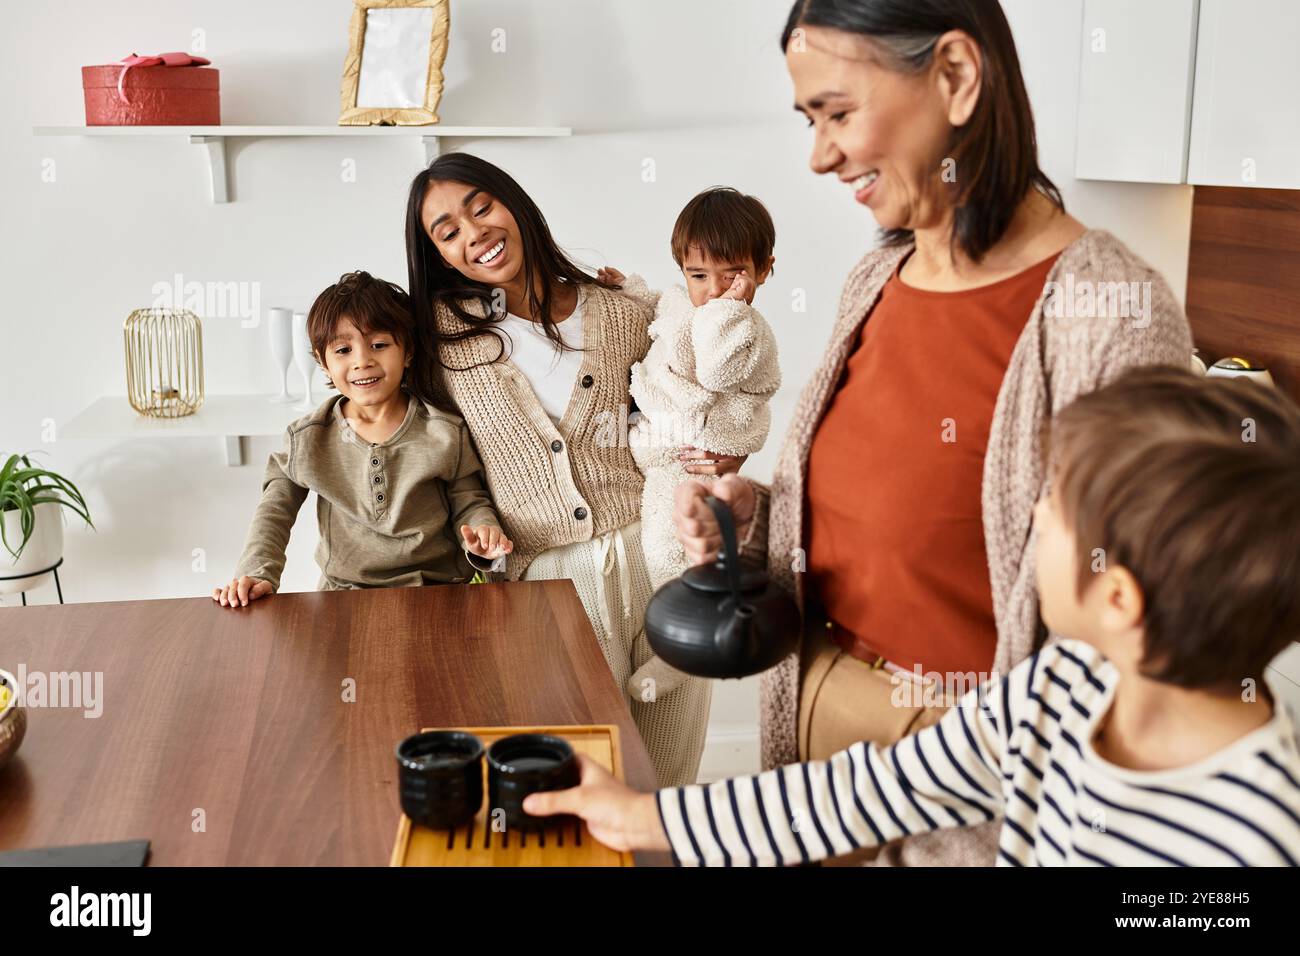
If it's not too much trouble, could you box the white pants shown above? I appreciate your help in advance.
[523,520,712,787]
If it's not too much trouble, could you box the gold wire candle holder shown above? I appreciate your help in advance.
[123,308,205,418]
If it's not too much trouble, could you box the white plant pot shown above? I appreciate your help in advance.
[0,502,65,596]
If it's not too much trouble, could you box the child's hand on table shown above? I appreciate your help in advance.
[213,576,274,608]
[522,753,672,853]
[460,524,514,560]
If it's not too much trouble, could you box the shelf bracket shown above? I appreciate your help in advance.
[222,436,244,467]
[421,135,441,167]
[190,135,229,203]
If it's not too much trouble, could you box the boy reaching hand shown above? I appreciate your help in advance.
[525,367,1300,866]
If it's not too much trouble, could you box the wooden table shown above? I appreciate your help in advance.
[0,581,661,865]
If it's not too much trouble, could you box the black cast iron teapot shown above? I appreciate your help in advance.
[644,496,801,679]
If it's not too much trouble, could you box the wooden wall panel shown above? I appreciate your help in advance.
[1185,187,1300,706]
[1186,186,1300,404]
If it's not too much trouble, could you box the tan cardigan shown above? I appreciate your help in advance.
[434,284,652,579]
[740,229,1193,865]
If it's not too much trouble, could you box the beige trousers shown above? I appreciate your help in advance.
[523,520,712,788]
[798,626,949,866]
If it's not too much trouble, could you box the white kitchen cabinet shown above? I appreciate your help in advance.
[1075,0,1200,184]
[1187,0,1300,189]
[1075,0,1300,188]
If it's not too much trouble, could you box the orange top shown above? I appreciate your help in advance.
[805,250,1061,677]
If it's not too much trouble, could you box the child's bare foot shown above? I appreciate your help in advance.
[627,655,690,700]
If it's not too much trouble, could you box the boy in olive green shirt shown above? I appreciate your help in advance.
[214,271,511,606]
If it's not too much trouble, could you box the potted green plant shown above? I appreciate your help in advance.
[0,454,93,597]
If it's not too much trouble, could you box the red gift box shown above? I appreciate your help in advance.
[82,63,220,126]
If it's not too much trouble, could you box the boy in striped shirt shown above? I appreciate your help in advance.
[524,367,1300,866]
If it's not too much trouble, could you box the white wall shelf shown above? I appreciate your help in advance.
[62,394,312,466]
[32,125,573,203]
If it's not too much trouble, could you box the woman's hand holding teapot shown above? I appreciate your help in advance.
[672,474,755,566]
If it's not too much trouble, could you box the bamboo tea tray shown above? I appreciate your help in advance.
[390,724,634,867]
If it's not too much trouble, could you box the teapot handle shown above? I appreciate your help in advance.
[706,495,752,665]
[705,495,744,605]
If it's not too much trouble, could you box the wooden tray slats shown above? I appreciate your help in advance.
[391,724,632,867]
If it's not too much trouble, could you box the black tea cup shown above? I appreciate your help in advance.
[395,730,485,830]
[487,733,581,830]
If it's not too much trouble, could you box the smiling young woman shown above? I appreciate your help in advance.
[402,153,742,788]
[670,0,1194,866]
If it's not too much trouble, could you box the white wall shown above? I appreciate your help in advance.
[0,1,1213,775]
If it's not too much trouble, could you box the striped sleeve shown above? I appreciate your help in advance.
[657,680,1012,866]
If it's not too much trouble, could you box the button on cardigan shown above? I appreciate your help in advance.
[433,283,651,580]
[234,393,500,591]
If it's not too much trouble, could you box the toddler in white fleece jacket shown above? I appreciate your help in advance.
[613,187,781,698]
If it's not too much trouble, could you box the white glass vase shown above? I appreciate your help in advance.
[291,312,317,411]
[268,307,294,403]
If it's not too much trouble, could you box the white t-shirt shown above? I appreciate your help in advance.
[495,289,585,425]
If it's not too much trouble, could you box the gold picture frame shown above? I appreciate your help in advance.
[338,0,450,126]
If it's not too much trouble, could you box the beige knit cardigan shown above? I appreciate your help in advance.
[739,229,1193,865]
[433,283,652,580]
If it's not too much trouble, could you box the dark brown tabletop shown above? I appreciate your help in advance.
[0,580,662,865]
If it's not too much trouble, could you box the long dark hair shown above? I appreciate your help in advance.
[782,0,1063,262]
[404,152,596,410]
